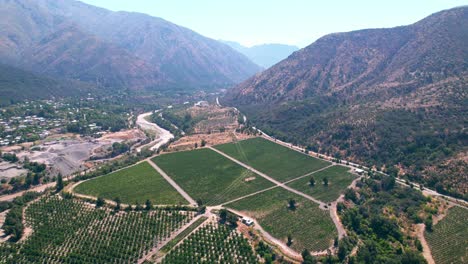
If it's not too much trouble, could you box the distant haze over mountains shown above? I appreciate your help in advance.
[0,0,260,95]
[222,41,299,68]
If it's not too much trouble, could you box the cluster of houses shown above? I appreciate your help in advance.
[0,115,64,146]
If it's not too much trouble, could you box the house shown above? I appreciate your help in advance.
[241,217,254,226]
[355,168,365,175]
[195,101,209,108]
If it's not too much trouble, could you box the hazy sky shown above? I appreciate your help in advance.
[80,0,467,47]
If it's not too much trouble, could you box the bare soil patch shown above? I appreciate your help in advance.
[168,132,253,152]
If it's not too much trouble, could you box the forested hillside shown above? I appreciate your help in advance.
[225,7,468,199]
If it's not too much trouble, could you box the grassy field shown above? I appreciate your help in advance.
[74,162,188,205]
[151,148,274,206]
[226,188,336,252]
[425,206,468,264]
[287,166,356,202]
[215,137,330,182]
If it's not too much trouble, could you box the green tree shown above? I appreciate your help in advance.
[135,201,142,211]
[323,177,329,186]
[145,199,152,210]
[226,213,238,227]
[219,209,228,223]
[425,216,433,232]
[32,173,40,185]
[309,177,315,187]
[381,176,396,191]
[288,199,296,210]
[96,197,105,208]
[114,197,121,211]
[302,249,317,264]
[400,250,426,264]
[344,188,357,203]
[24,173,33,187]
[56,174,64,192]
[287,234,293,246]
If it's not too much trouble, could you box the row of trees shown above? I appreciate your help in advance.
[1,195,195,263]
[308,176,328,186]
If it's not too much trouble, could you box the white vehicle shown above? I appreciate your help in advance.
[241,217,254,226]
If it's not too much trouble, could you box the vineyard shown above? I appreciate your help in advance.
[74,161,188,205]
[160,222,258,264]
[425,206,468,264]
[152,148,273,205]
[214,137,330,182]
[0,196,195,263]
[227,188,336,252]
[287,165,357,202]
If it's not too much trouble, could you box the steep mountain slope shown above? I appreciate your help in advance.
[0,64,95,106]
[22,25,161,89]
[225,7,468,198]
[0,0,260,91]
[223,41,299,68]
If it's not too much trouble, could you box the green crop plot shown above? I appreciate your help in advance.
[161,222,258,264]
[287,165,357,202]
[215,137,330,182]
[0,196,195,263]
[226,188,336,252]
[425,206,468,264]
[152,148,274,206]
[74,161,188,205]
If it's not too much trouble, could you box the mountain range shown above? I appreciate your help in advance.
[225,7,468,198]
[222,41,299,68]
[0,0,260,94]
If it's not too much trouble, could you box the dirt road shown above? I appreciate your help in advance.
[415,223,435,264]
[147,159,197,206]
[138,214,207,264]
[227,208,304,260]
[0,183,54,202]
[257,130,468,209]
[208,147,327,209]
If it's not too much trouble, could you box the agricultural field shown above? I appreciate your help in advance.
[152,148,274,206]
[160,216,208,254]
[215,137,330,182]
[160,222,258,264]
[425,206,468,264]
[226,188,336,252]
[0,196,195,263]
[287,165,357,202]
[74,162,188,205]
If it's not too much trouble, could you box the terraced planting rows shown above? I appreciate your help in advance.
[215,137,330,182]
[425,206,468,264]
[74,161,188,205]
[227,188,336,252]
[160,222,258,264]
[0,196,195,263]
[287,165,356,202]
[152,148,274,206]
